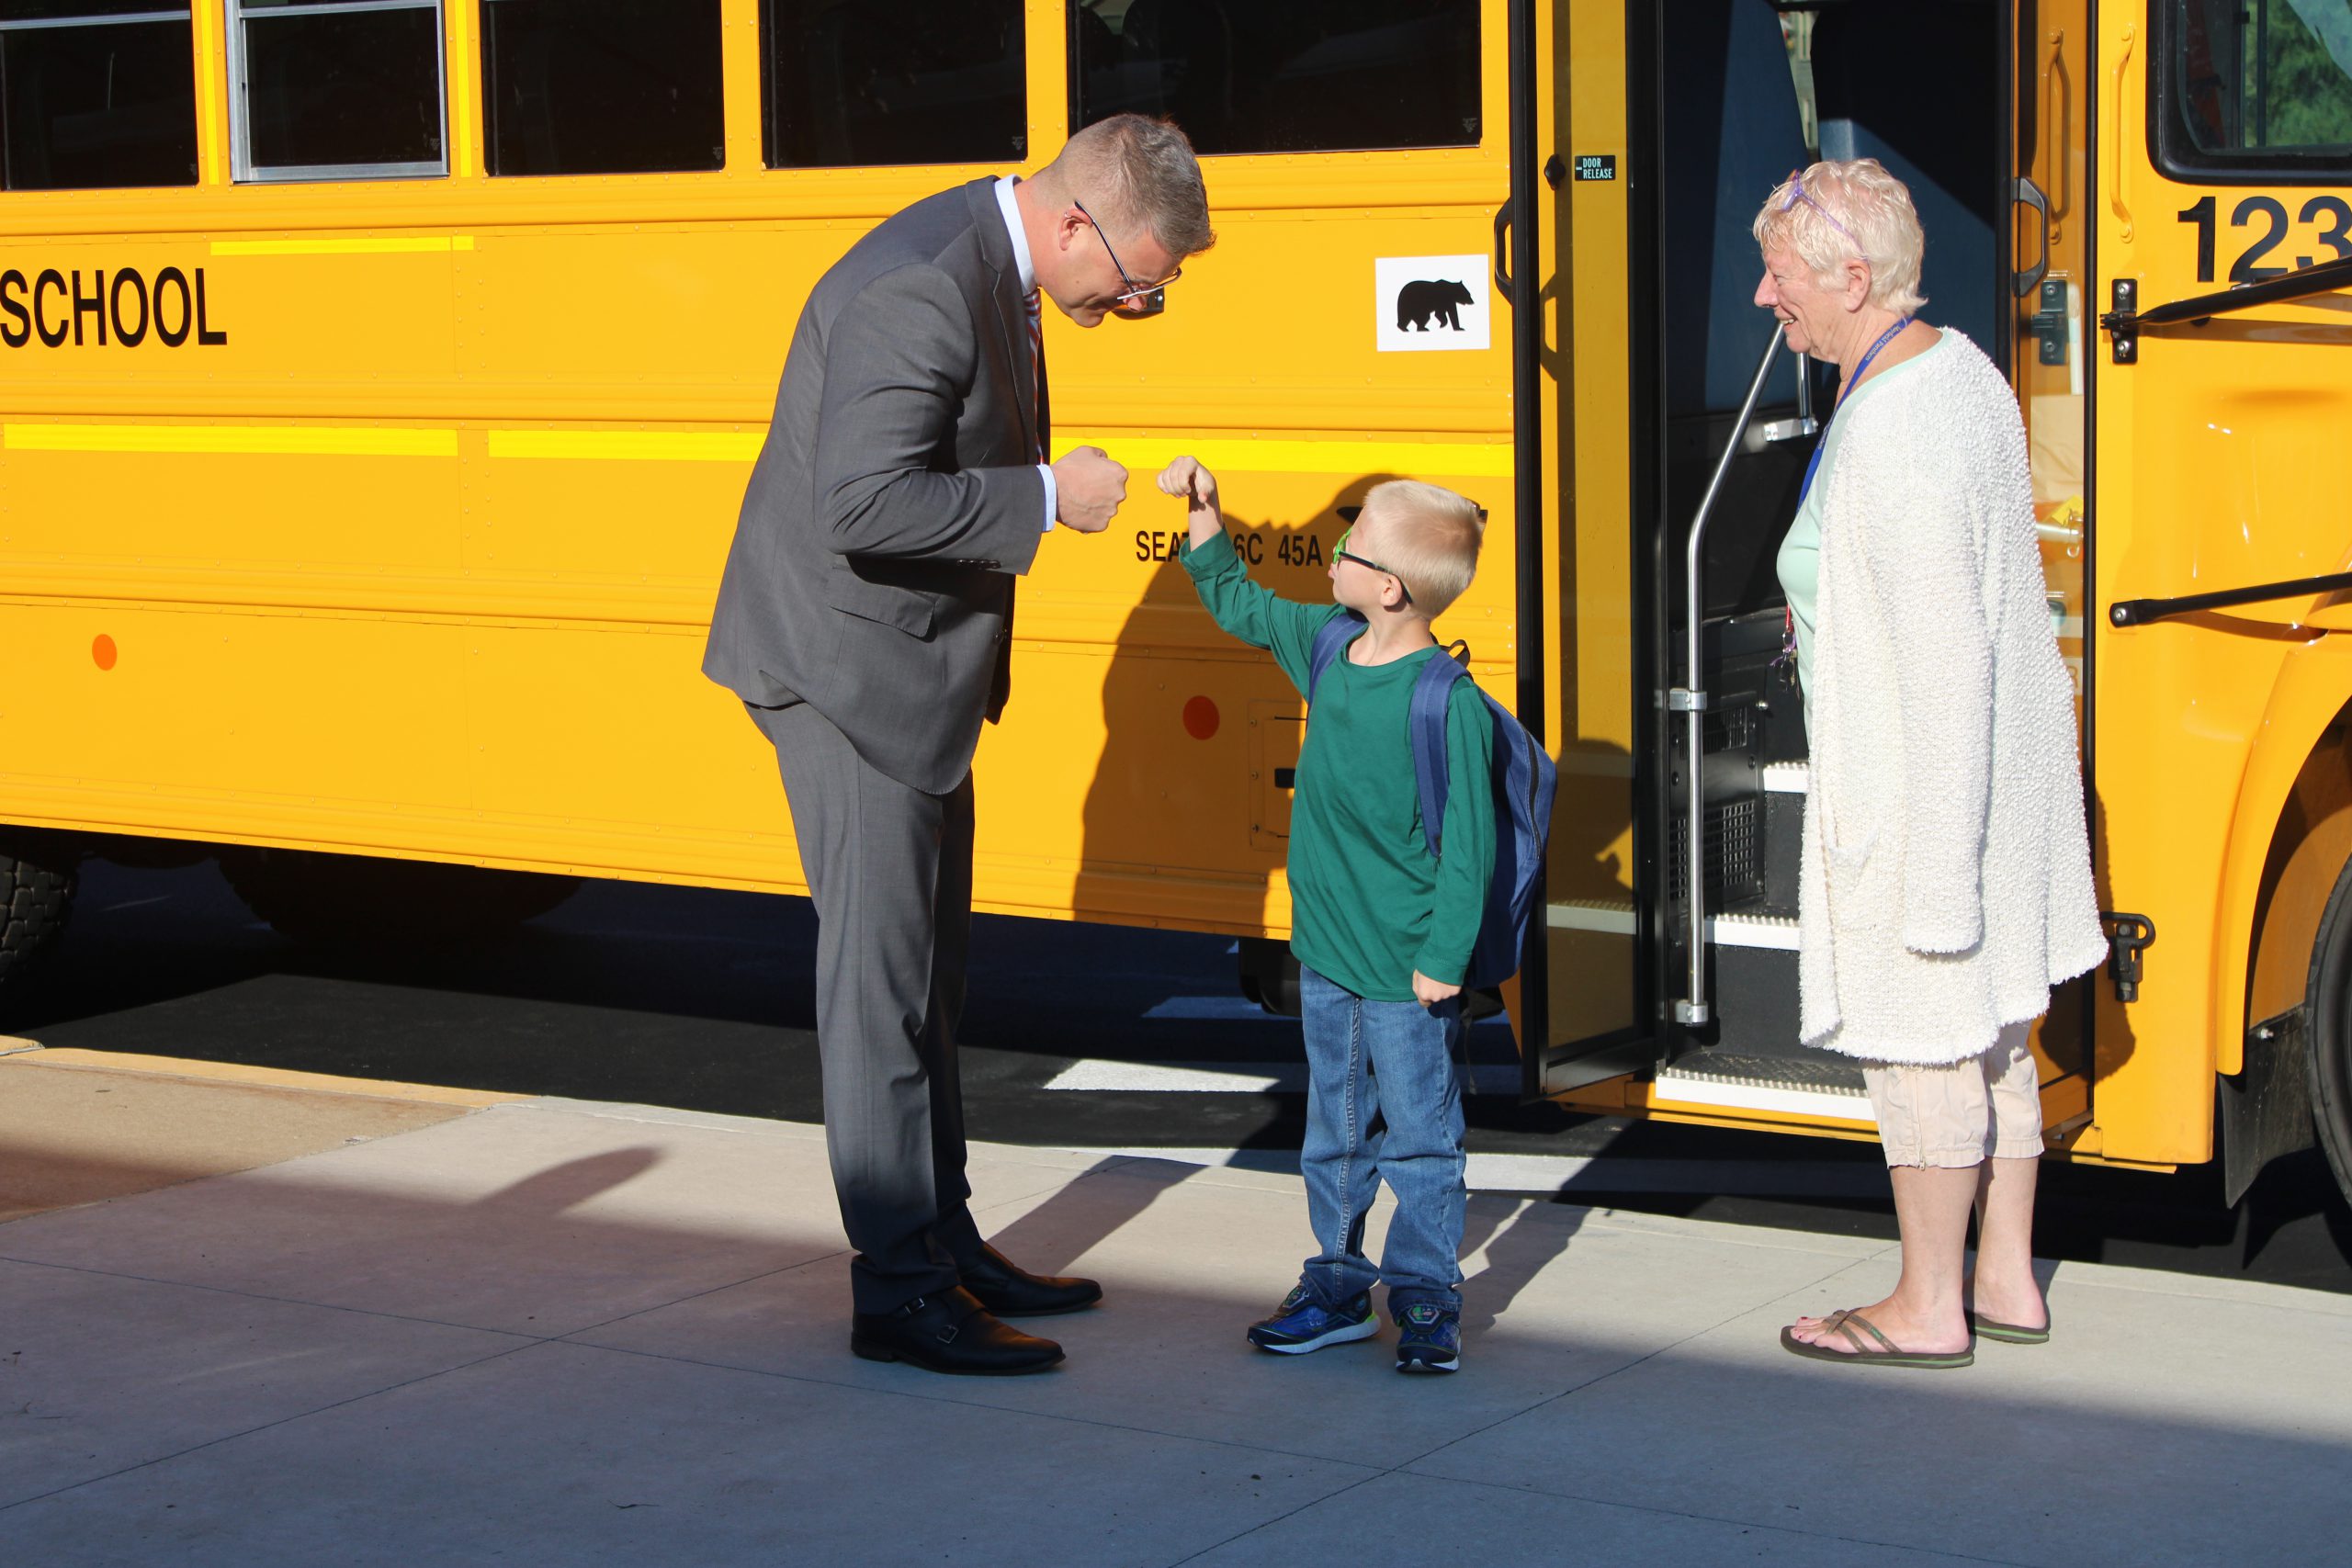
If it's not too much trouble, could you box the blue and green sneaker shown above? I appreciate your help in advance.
[1247,1286,1378,1354]
[1394,1303,1462,1372]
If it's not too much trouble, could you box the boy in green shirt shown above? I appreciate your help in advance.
[1158,456,1496,1373]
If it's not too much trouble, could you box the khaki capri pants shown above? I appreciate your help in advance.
[1862,1021,2041,1169]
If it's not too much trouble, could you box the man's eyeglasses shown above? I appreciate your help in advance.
[1332,524,1413,606]
[1071,198,1180,318]
[1778,169,1863,256]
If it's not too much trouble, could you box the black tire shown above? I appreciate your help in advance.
[221,848,579,948]
[0,829,79,991]
[2302,848,2352,1210]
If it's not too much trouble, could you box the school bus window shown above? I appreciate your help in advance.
[230,0,446,181]
[0,3,198,190]
[1071,0,1481,155]
[2160,0,2352,179]
[481,0,723,176]
[759,0,1025,169]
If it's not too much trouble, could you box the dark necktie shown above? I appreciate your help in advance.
[1024,289,1051,463]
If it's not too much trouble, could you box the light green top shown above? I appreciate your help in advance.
[1776,328,1952,730]
[1181,532,1496,1000]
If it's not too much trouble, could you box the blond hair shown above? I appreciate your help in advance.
[1040,114,1217,260]
[1362,480,1486,617]
[1750,158,1928,315]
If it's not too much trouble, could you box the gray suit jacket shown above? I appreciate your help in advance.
[705,179,1048,795]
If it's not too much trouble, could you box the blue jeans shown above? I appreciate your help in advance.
[1296,964,1467,1315]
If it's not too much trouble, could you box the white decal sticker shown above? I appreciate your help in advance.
[1375,254,1491,353]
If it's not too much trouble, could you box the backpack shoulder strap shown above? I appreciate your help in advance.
[1306,612,1367,705]
[1408,650,1472,860]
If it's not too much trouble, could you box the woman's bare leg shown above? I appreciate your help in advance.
[1788,1163,1976,1354]
[1965,1155,2045,1329]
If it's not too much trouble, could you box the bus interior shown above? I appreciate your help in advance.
[1623,0,2079,1115]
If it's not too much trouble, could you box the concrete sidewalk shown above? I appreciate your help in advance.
[0,1051,2344,1566]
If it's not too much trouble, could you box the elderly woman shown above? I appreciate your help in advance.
[1756,159,2108,1368]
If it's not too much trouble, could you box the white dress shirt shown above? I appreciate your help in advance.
[993,175,1057,533]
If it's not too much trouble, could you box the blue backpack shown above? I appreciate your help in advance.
[1306,614,1558,989]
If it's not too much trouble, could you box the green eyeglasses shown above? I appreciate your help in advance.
[1331,524,1413,605]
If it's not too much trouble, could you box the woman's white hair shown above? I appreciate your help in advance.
[1751,158,1928,315]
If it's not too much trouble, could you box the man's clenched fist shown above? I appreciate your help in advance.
[1052,446,1128,533]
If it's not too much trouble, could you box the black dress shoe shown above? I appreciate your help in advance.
[850,1287,1065,1376]
[958,1243,1104,1317]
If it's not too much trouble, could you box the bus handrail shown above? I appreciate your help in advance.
[2101,254,2352,333]
[2109,570,2352,628]
[1670,329,1790,1027]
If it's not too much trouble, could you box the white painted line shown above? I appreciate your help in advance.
[1653,1073,1873,1123]
[1045,1059,1523,1095]
[1048,1061,1285,1093]
[1061,1145,1889,1197]
[1464,1153,1884,1195]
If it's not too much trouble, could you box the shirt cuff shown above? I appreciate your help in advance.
[1038,463,1057,533]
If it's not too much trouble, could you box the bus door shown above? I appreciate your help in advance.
[1545,1,2039,1131]
[2086,3,2352,1168]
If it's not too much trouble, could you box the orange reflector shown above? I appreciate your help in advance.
[92,634,118,671]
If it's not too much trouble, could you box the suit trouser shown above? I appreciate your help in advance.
[750,700,984,1314]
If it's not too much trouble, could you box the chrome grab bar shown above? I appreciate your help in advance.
[1670,330,1792,1026]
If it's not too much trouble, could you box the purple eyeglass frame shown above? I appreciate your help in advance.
[1777,169,1863,255]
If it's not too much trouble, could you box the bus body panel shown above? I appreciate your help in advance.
[0,3,1522,943]
[2089,5,2352,1166]
[2216,648,2352,1070]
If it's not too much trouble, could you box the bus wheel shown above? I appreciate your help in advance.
[0,830,79,991]
[221,849,579,948]
[2304,849,2352,1210]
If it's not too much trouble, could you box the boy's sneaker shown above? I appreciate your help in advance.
[1394,1303,1462,1373]
[1247,1286,1378,1354]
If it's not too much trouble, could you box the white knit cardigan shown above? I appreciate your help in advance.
[1798,330,2108,1065]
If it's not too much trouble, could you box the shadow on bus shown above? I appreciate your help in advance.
[1073,472,1398,952]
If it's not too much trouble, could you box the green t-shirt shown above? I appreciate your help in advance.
[1777,328,1951,730]
[1182,532,1496,1000]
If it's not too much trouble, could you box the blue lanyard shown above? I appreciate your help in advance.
[1796,316,1914,508]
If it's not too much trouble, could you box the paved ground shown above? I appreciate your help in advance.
[0,1045,503,1224]
[1,1050,2344,1566]
[13,858,2352,1295]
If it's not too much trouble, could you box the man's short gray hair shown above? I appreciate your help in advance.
[1751,158,1927,315]
[1047,114,1217,261]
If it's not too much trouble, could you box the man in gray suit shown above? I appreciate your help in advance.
[705,116,1214,1375]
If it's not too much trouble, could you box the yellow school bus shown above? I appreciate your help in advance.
[2,2,2349,1207]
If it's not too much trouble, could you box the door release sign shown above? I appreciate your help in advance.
[1374,254,1490,353]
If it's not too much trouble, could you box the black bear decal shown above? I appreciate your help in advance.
[1396,277,1475,331]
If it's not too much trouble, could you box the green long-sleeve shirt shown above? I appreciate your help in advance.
[1182,531,1496,1000]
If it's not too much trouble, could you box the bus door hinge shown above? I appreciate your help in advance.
[2099,911,2156,1002]
[2106,278,2139,364]
[2030,278,2070,366]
